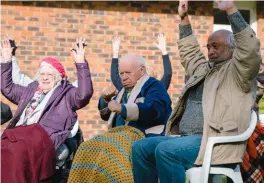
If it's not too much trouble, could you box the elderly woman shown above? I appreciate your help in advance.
[0,38,93,183]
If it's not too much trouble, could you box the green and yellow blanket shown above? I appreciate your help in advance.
[68,126,145,183]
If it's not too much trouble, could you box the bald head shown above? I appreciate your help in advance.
[119,53,146,88]
[207,29,235,62]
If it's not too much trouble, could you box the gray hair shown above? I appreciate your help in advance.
[119,53,146,68]
[36,63,62,84]
[225,33,236,50]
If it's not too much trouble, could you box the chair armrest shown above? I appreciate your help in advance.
[208,111,257,145]
[199,111,257,183]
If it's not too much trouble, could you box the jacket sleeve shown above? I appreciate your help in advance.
[120,81,172,127]
[111,58,123,91]
[177,25,208,77]
[98,96,111,121]
[12,57,33,86]
[229,12,261,92]
[1,62,27,105]
[1,102,13,125]
[160,54,172,90]
[67,61,94,110]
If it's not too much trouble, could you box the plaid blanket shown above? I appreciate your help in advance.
[241,123,264,183]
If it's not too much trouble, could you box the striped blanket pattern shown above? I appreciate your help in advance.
[67,126,145,183]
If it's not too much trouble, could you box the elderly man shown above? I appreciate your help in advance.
[68,53,172,183]
[132,0,261,183]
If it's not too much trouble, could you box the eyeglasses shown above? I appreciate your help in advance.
[39,73,55,79]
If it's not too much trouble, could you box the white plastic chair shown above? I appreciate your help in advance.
[186,111,258,183]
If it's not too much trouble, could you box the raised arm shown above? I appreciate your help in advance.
[67,38,94,110]
[215,0,261,92]
[111,36,123,91]
[1,38,27,105]
[6,36,34,86]
[12,57,33,86]
[177,0,208,77]
[155,33,172,89]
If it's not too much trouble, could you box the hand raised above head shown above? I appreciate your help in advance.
[6,34,17,56]
[70,38,87,63]
[215,0,237,14]
[155,33,167,55]
[112,36,120,58]
[178,0,188,17]
[0,37,13,62]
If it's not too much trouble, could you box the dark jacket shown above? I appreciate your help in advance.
[1,102,13,125]
[111,54,172,90]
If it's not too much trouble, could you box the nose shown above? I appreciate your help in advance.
[208,48,215,56]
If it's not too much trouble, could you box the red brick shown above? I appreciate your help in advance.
[1,2,263,140]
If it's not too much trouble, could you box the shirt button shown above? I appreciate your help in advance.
[220,127,223,131]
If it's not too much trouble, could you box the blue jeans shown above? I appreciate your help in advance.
[132,135,202,183]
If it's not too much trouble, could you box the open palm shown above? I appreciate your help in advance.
[71,38,87,63]
[0,38,13,62]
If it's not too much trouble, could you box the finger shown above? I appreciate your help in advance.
[74,41,78,52]
[155,43,160,49]
[79,38,83,50]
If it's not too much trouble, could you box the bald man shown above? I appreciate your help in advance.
[68,53,172,183]
[132,1,261,183]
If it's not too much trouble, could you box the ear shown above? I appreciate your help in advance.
[140,66,146,76]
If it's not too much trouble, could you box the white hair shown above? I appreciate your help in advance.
[225,33,236,50]
[36,62,62,84]
[119,53,146,68]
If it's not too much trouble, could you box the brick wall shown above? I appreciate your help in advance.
[3,1,261,140]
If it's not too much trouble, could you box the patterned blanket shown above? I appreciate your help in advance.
[241,123,264,183]
[67,126,145,183]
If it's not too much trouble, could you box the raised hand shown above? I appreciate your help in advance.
[178,0,188,17]
[0,37,13,62]
[6,34,17,56]
[215,0,237,15]
[71,38,87,63]
[155,33,167,55]
[112,36,120,58]
[102,85,118,102]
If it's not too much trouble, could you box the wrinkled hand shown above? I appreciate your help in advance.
[102,85,118,102]
[0,37,13,62]
[71,38,87,63]
[155,33,167,55]
[215,0,236,14]
[108,100,121,113]
[178,0,188,17]
[112,36,120,58]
